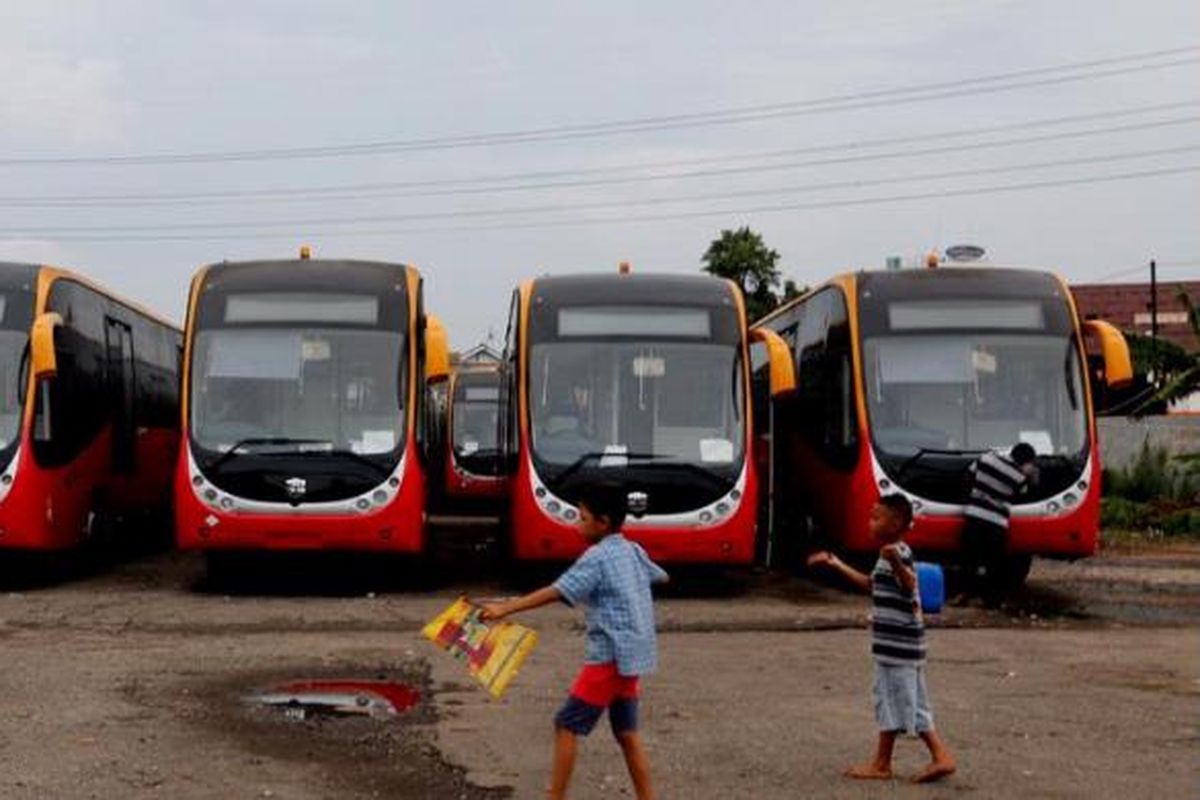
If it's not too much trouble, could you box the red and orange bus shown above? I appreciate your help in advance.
[175,256,447,565]
[443,365,507,507]
[0,262,181,552]
[753,266,1131,581]
[498,270,793,564]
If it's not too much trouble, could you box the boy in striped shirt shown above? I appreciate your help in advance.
[808,494,956,783]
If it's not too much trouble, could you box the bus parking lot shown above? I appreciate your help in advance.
[0,532,1195,799]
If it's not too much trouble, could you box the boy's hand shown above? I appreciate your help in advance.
[478,603,508,622]
[880,543,901,563]
[806,551,836,569]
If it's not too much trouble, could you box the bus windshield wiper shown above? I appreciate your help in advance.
[205,437,332,472]
[896,447,988,479]
[326,448,393,478]
[550,451,662,486]
[551,451,733,492]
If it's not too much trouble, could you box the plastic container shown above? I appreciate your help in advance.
[916,562,945,614]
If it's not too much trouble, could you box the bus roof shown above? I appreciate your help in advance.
[198,258,418,284]
[0,261,181,331]
[755,265,1066,327]
[0,262,42,291]
[529,272,736,307]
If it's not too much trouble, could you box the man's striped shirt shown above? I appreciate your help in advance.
[871,541,925,666]
[964,450,1029,530]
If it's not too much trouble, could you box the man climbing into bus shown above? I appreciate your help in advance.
[956,442,1038,606]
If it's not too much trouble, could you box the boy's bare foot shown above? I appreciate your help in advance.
[844,763,893,780]
[912,759,957,783]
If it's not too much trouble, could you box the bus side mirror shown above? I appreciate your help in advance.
[1083,319,1133,389]
[31,312,63,381]
[749,328,796,397]
[425,314,450,384]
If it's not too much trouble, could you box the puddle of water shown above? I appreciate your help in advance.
[247,679,421,720]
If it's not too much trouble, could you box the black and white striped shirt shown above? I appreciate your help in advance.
[964,450,1029,530]
[871,542,925,666]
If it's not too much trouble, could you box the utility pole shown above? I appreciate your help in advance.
[1150,258,1158,342]
[1150,258,1159,388]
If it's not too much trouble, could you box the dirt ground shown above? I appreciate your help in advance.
[0,533,1196,799]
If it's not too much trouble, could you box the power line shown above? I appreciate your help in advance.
[3,46,1198,167]
[16,100,1198,202]
[3,144,1193,235]
[1093,261,1200,281]
[9,164,1196,242]
[6,111,1198,208]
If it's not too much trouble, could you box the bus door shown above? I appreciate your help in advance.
[105,318,136,474]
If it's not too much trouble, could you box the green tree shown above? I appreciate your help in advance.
[702,227,798,321]
[1135,290,1200,414]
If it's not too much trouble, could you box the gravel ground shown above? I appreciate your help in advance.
[0,536,1195,799]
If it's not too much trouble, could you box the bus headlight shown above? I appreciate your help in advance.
[1063,492,1078,507]
[1077,481,1088,492]
[716,502,730,516]
[879,479,891,490]
[219,497,234,510]
[1047,500,1061,513]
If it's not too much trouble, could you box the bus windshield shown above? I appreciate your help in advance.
[528,341,744,472]
[862,332,1087,458]
[0,330,27,450]
[191,327,405,457]
[453,385,499,457]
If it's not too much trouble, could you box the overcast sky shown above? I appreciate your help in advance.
[1,1,1197,347]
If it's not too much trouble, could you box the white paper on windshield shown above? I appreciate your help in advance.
[599,445,628,468]
[971,349,997,374]
[302,338,332,361]
[207,330,302,379]
[632,356,666,378]
[460,439,480,455]
[699,438,735,463]
[879,338,972,384]
[1019,430,1054,455]
[354,429,396,454]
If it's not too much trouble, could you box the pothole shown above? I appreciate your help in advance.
[245,679,421,721]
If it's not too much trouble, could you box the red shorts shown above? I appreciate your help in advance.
[569,663,641,707]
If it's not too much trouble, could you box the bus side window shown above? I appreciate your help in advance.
[795,288,858,470]
[34,281,109,468]
[499,290,520,473]
[751,319,797,434]
[824,292,858,464]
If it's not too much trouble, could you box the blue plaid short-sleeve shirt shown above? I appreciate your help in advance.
[553,533,669,676]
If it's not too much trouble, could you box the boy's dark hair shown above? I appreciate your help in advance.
[1011,442,1036,466]
[878,493,914,530]
[576,482,627,531]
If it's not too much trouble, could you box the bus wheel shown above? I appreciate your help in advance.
[203,551,241,587]
[988,554,1033,592]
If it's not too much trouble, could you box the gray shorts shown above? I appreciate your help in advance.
[873,662,934,734]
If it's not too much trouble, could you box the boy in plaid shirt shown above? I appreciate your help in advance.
[482,482,668,800]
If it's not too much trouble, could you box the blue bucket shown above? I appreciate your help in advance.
[916,562,945,614]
